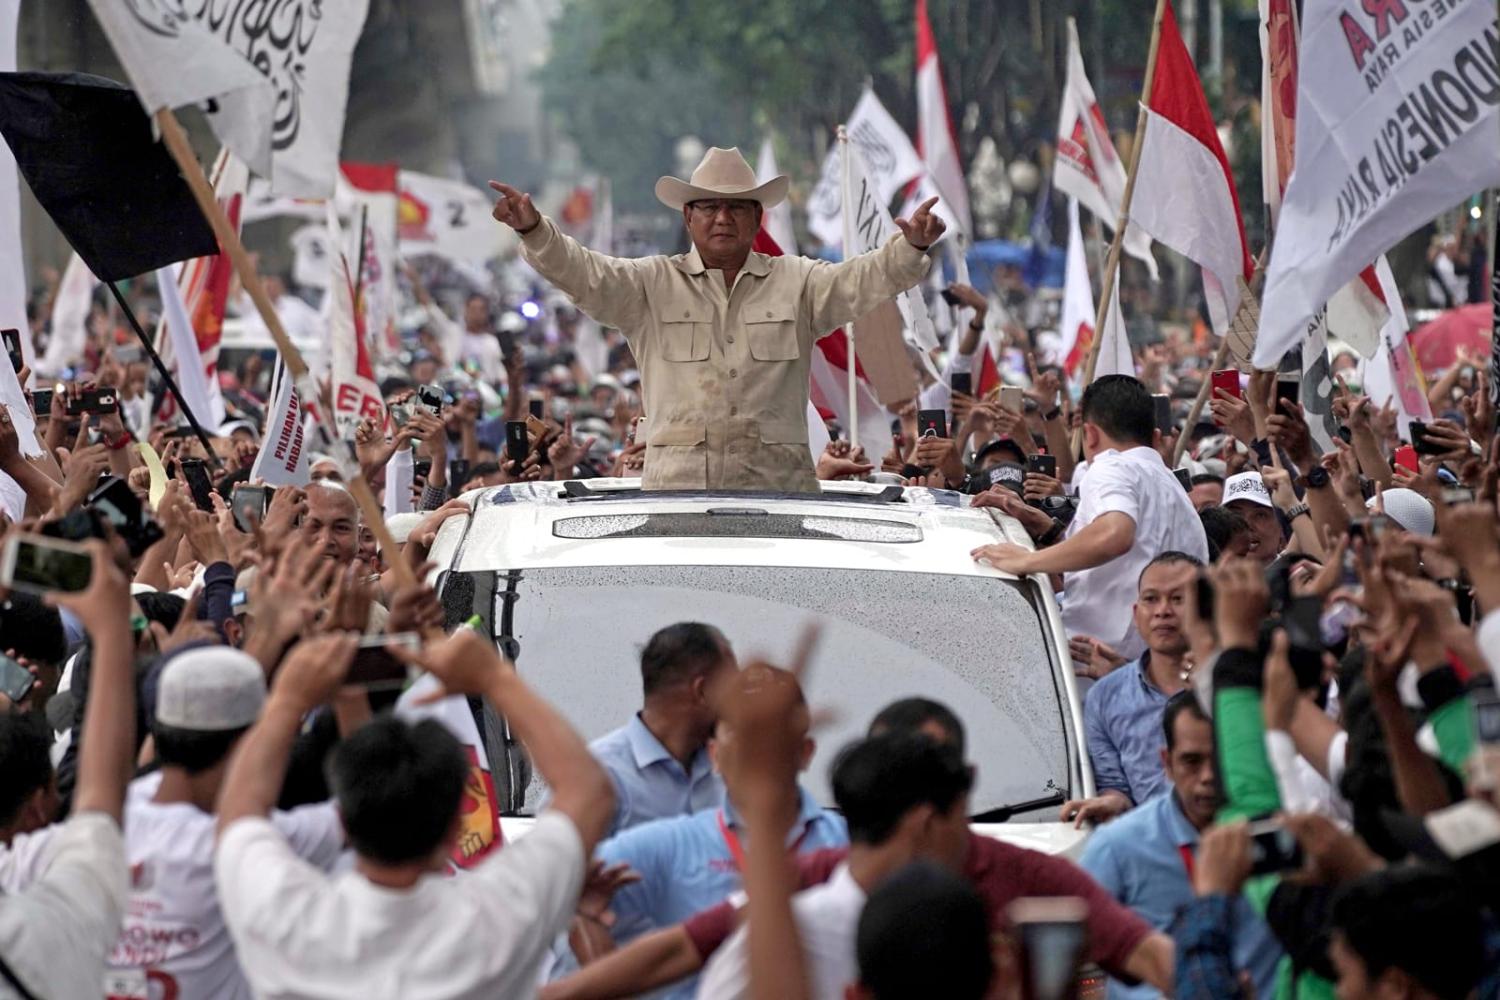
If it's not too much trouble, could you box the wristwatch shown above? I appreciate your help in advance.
[1298,466,1330,490]
[1284,502,1311,521]
[1042,407,1062,422]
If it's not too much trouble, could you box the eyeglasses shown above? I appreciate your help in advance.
[689,200,757,219]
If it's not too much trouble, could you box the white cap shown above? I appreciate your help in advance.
[1367,487,1435,537]
[385,511,425,546]
[155,648,266,732]
[1224,471,1274,509]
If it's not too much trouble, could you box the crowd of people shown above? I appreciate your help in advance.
[0,176,1496,1000]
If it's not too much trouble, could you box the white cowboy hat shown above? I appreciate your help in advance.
[655,146,788,211]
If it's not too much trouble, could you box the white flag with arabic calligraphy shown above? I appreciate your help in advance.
[84,0,370,198]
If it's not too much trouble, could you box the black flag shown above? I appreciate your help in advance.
[0,72,217,282]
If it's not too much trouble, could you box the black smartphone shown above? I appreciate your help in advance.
[230,484,272,533]
[448,459,470,493]
[528,397,544,419]
[0,328,21,373]
[1152,394,1172,435]
[346,634,419,690]
[1195,573,1215,621]
[1409,420,1445,456]
[180,459,216,512]
[916,409,948,439]
[506,420,530,463]
[1280,595,1327,689]
[30,389,52,416]
[87,475,164,557]
[1008,897,1089,1000]
[0,532,94,595]
[416,385,444,415]
[950,371,972,397]
[1275,376,1301,417]
[496,327,517,363]
[1174,468,1193,492]
[940,287,962,307]
[1027,454,1057,479]
[412,459,432,482]
[0,654,33,704]
[65,387,119,416]
[1247,818,1305,876]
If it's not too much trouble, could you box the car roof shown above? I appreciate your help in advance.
[438,478,1036,579]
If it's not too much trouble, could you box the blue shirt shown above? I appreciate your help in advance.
[584,787,847,999]
[1081,793,1282,1000]
[589,714,722,836]
[1084,654,1171,805]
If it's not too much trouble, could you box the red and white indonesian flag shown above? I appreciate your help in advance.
[914,0,971,238]
[1257,0,1500,368]
[1132,0,1252,338]
[807,88,924,247]
[85,0,369,197]
[325,204,383,440]
[756,138,798,257]
[1057,198,1131,380]
[1055,18,1157,280]
[342,163,401,363]
[1360,255,1431,439]
[397,170,506,264]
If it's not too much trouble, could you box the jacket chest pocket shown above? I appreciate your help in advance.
[657,305,712,362]
[745,305,800,362]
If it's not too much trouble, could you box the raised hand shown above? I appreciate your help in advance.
[893,196,946,250]
[488,181,542,233]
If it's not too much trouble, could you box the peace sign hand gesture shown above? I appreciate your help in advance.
[894,196,947,251]
[488,181,541,233]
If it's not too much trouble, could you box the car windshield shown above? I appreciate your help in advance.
[449,563,1075,821]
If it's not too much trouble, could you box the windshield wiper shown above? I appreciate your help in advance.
[970,792,1067,823]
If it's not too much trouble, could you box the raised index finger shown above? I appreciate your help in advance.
[918,196,939,216]
[488,181,521,199]
[787,622,822,682]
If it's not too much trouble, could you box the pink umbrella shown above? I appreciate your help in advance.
[1411,303,1491,371]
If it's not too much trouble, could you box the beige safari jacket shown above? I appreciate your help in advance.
[519,217,932,491]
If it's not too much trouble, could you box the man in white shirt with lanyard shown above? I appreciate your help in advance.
[972,374,1208,660]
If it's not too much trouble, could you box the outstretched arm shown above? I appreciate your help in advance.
[801,198,940,333]
[492,181,649,331]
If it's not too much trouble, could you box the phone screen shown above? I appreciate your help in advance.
[0,655,33,704]
[1009,898,1090,1000]
[346,634,419,689]
[1,328,21,373]
[3,534,93,594]
[180,460,216,512]
[1247,818,1304,875]
[230,485,270,533]
[950,371,972,397]
[30,389,52,416]
[528,398,544,419]
[1152,394,1172,434]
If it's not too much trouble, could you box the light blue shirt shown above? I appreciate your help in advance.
[1084,654,1171,806]
[573,787,848,1000]
[589,714,722,837]
[1080,793,1282,1000]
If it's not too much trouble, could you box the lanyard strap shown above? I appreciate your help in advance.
[718,809,810,873]
[1178,843,1196,883]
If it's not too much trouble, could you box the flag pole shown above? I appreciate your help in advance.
[102,280,221,468]
[1071,0,1170,455]
[838,124,859,451]
[153,108,419,590]
[1490,191,1499,437]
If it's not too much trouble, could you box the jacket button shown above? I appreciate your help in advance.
[683,310,690,318]
[730,406,738,415]
[729,368,738,378]
[727,336,735,344]
[728,446,738,455]
[765,310,772,318]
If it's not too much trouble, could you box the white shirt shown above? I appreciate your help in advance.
[96,772,345,1000]
[1060,446,1209,659]
[0,811,127,999]
[460,332,504,385]
[694,863,867,1000]
[1480,609,1500,678]
[215,810,585,999]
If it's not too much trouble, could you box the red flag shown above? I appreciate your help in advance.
[1130,0,1252,336]
[914,0,970,236]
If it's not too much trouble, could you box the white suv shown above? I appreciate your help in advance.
[426,478,1096,857]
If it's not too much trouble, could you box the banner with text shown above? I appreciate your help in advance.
[1257,0,1500,367]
